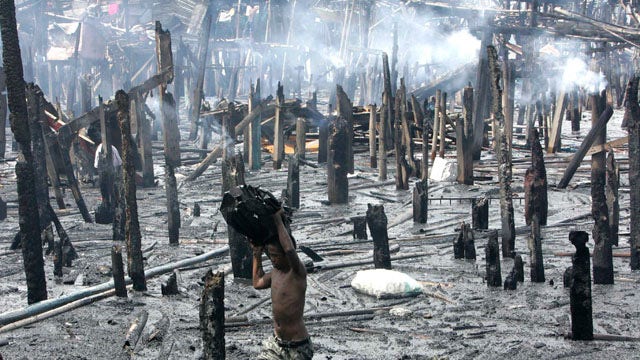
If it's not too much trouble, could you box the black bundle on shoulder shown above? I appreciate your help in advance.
[220,185,295,247]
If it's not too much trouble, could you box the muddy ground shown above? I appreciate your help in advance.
[0,105,639,360]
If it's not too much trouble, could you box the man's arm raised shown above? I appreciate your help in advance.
[251,244,271,289]
[273,210,306,276]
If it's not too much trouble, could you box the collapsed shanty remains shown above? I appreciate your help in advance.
[0,0,640,358]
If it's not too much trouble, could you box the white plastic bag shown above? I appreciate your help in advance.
[350,269,423,299]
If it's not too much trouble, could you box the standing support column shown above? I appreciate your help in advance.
[0,67,6,159]
[116,90,147,292]
[273,82,284,169]
[336,85,354,173]
[412,179,428,224]
[369,104,377,168]
[457,86,474,185]
[318,117,328,164]
[547,91,567,153]
[248,80,262,170]
[111,244,127,298]
[430,89,441,161]
[287,154,300,208]
[156,21,180,246]
[569,88,581,132]
[296,118,306,160]
[485,231,502,287]
[366,204,391,269]
[606,151,619,247]
[189,9,212,141]
[133,95,154,188]
[378,103,387,181]
[472,31,491,160]
[200,270,225,360]
[590,91,613,285]
[327,116,349,204]
[0,0,46,304]
[569,231,593,341]
[487,45,515,258]
[438,92,447,159]
[623,77,640,269]
[472,196,489,230]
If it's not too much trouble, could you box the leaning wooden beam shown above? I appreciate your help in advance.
[625,77,640,270]
[0,247,229,331]
[556,106,613,189]
[546,91,567,153]
[567,136,628,162]
[184,98,271,182]
[0,0,47,304]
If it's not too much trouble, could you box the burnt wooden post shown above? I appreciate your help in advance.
[351,216,367,240]
[472,30,492,160]
[318,115,328,164]
[287,154,300,208]
[378,103,387,181]
[328,116,349,204]
[111,244,127,298]
[0,0,47,304]
[472,196,489,230]
[625,78,640,270]
[438,92,447,159]
[569,88,581,132]
[161,270,179,296]
[80,75,91,114]
[569,231,593,341]
[382,52,394,149]
[273,82,285,169]
[336,85,354,173]
[557,106,613,189]
[296,118,306,160]
[504,267,517,290]
[487,45,515,258]
[485,230,502,287]
[156,21,180,246]
[547,91,567,153]
[133,95,155,188]
[248,80,262,170]
[430,89,441,161]
[457,86,474,185]
[369,104,377,168]
[189,9,212,141]
[525,129,548,226]
[200,270,225,360]
[398,79,416,176]
[394,102,404,190]
[606,151,619,247]
[528,214,545,282]
[0,67,6,159]
[463,222,476,260]
[590,92,613,285]
[366,204,391,269]
[514,254,524,282]
[453,225,465,259]
[116,90,147,291]
[501,45,514,148]
[412,179,428,224]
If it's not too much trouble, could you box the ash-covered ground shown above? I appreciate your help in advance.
[0,107,639,360]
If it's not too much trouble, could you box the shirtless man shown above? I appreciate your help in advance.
[252,210,313,360]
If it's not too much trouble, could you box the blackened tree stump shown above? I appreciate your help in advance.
[472,196,489,230]
[525,128,548,226]
[366,204,391,269]
[412,179,428,224]
[111,244,127,298]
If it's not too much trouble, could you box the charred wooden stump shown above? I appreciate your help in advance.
[200,270,225,360]
[487,45,515,258]
[412,179,428,224]
[296,118,306,160]
[287,154,300,209]
[472,197,489,231]
[453,226,465,259]
[1,0,47,304]
[590,92,613,285]
[528,214,545,283]
[525,128,548,226]
[514,254,524,282]
[336,85,354,174]
[563,266,573,288]
[369,104,377,168]
[569,231,593,341]
[457,86,474,185]
[351,216,367,240]
[318,116,328,164]
[624,77,640,270]
[193,203,201,217]
[161,271,179,296]
[485,231,502,287]
[328,116,349,204]
[504,267,517,290]
[111,244,127,298]
[116,90,146,292]
[0,196,6,221]
[366,204,391,269]
[606,151,619,247]
[463,223,476,260]
[53,240,63,278]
